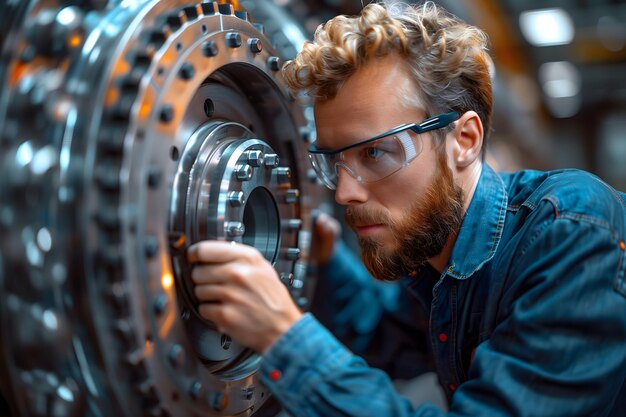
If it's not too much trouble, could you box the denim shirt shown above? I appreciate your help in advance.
[261,164,626,417]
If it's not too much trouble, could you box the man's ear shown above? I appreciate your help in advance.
[451,111,483,168]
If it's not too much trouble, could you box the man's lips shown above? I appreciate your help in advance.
[354,224,386,236]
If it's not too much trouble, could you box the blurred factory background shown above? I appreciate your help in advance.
[266,0,626,190]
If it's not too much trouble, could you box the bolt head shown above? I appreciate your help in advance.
[226,32,242,48]
[235,164,253,181]
[246,150,264,167]
[268,56,281,71]
[202,40,218,57]
[248,38,262,53]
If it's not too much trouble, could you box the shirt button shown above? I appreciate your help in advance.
[269,370,282,381]
[438,333,448,342]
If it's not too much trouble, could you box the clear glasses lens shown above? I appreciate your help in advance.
[309,130,420,190]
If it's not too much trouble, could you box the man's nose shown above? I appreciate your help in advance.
[334,164,368,206]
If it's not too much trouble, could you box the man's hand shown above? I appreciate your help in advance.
[187,241,303,353]
[311,211,342,266]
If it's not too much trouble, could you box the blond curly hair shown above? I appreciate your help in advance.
[282,1,493,143]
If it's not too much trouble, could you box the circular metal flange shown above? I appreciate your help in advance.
[170,121,298,367]
[0,1,316,417]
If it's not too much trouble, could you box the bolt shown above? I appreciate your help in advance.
[189,381,205,399]
[225,222,245,237]
[275,167,291,185]
[285,189,300,204]
[286,248,300,261]
[248,38,262,53]
[145,236,159,258]
[179,62,195,80]
[202,40,218,57]
[245,150,264,167]
[183,5,199,19]
[154,294,168,315]
[168,344,185,367]
[307,168,319,183]
[264,153,279,168]
[159,105,174,123]
[227,191,246,207]
[226,32,242,48]
[285,219,302,231]
[268,56,281,71]
[235,164,253,181]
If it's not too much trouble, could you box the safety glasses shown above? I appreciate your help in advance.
[308,112,460,189]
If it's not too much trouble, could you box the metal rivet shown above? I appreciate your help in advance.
[189,381,205,399]
[225,221,245,237]
[145,236,159,258]
[275,167,291,185]
[168,344,185,367]
[268,56,281,71]
[235,164,253,181]
[226,32,242,48]
[285,189,299,204]
[160,105,174,123]
[203,98,214,117]
[179,62,195,80]
[154,294,168,315]
[227,191,246,207]
[248,38,262,53]
[202,40,218,57]
[264,154,279,168]
[285,219,302,231]
[245,150,264,167]
[307,168,318,183]
[285,248,300,261]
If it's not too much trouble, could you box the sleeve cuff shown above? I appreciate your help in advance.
[260,313,354,402]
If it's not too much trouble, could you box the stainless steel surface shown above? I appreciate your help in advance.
[0,1,317,416]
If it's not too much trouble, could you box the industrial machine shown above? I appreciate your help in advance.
[0,1,317,415]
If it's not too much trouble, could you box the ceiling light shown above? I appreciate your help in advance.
[519,8,575,47]
[539,61,581,99]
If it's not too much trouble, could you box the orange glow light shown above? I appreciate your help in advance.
[162,272,174,290]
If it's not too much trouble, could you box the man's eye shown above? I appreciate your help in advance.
[364,147,385,160]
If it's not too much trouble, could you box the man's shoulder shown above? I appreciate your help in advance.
[500,168,626,227]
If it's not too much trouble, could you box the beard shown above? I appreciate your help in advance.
[345,152,465,281]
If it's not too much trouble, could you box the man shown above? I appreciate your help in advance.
[187,2,626,416]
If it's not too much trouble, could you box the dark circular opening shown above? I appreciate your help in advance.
[170,146,179,161]
[242,187,280,263]
[203,98,214,118]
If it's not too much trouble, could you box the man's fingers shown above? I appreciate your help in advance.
[187,241,258,264]
[191,264,225,285]
[194,284,231,302]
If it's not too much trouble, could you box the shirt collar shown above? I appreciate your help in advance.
[445,163,508,280]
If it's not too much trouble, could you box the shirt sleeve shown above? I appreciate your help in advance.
[261,313,442,417]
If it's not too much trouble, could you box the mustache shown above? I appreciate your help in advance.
[345,206,392,229]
